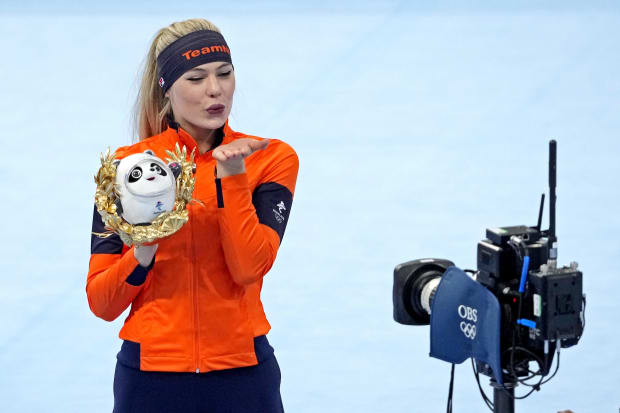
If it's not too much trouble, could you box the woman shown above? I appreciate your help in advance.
[87,18,298,412]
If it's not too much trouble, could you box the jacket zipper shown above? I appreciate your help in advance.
[177,130,201,373]
[191,204,200,373]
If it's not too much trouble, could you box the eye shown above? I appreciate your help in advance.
[217,71,232,77]
[128,167,142,183]
[188,77,203,82]
[151,163,167,176]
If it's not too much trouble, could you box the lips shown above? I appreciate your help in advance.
[147,177,155,181]
[206,104,225,114]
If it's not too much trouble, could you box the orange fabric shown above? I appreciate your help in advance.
[86,122,298,372]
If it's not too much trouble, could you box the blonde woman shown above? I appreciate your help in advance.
[87,18,298,412]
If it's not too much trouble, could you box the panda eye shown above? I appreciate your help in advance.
[151,163,167,176]
[128,167,143,182]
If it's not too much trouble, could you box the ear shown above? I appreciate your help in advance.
[168,162,182,179]
[112,160,121,169]
[114,198,123,215]
[144,150,155,156]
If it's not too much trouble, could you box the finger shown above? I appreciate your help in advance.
[249,139,269,151]
[212,148,225,160]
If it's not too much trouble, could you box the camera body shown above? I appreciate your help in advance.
[476,225,583,377]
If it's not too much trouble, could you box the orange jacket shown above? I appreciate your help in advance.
[87,122,298,372]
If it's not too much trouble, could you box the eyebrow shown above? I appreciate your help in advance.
[187,63,233,73]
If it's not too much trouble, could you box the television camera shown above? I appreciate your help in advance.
[393,141,585,413]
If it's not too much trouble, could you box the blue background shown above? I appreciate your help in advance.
[1,1,618,412]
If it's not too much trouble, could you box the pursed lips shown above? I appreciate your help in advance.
[206,104,225,114]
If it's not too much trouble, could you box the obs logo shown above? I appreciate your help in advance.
[458,305,477,322]
[458,305,477,340]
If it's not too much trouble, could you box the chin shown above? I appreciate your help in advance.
[185,117,226,132]
[199,115,228,130]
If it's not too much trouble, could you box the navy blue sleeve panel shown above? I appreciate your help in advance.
[91,204,123,255]
[90,204,153,286]
[251,182,293,242]
[126,255,155,286]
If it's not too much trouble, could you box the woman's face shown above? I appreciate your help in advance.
[166,61,235,137]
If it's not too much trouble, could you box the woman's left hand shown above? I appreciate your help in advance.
[213,138,269,178]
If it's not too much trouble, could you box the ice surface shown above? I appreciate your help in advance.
[0,1,618,412]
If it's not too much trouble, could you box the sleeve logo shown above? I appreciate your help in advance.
[273,201,287,224]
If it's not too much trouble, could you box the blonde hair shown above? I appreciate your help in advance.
[134,18,222,141]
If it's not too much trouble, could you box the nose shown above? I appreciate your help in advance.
[205,75,222,97]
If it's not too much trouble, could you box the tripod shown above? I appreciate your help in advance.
[490,378,516,413]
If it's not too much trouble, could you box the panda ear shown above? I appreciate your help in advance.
[144,150,155,156]
[112,160,121,168]
[114,198,123,215]
[168,162,182,179]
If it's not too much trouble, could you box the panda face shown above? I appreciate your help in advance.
[128,163,168,183]
[125,159,174,197]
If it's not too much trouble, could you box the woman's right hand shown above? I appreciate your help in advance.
[134,244,158,267]
[213,138,269,178]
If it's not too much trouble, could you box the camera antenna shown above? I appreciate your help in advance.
[549,140,557,245]
[536,193,545,231]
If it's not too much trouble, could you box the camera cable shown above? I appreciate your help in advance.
[471,358,494,411]
[447,363,455,413]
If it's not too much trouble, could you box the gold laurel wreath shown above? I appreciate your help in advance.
[93,143,197,246]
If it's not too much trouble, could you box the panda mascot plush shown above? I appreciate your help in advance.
[114,150,181,225]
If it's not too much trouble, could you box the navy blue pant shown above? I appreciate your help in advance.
[113,352,284,413]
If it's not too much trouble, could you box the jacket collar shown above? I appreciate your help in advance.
[165,119,235,155]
